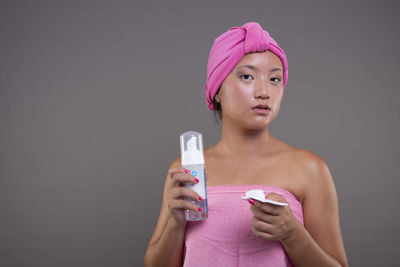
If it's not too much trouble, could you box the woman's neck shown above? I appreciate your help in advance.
[215,122,277,159]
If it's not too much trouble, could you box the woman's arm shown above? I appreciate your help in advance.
[144,217,186,267]
[144,157,187,267]
[281,151,348,267]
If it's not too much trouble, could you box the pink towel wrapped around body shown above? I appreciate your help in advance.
[205,21,288,110]
[183,185,304,267]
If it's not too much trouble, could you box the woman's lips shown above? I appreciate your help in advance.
[252,107,270,114]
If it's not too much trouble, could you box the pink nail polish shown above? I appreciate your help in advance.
[198,196,203,201]
[184,169,190,174]
[197,207,202,212]
[248,199,255,205]
[194,178,199,183]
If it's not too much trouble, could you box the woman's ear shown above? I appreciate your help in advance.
[215,93,220,103]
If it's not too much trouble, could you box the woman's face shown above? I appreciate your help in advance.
[215,50,284,130]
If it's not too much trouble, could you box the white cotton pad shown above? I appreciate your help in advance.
[241,189,288,206]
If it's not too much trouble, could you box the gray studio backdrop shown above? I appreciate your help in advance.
[1,1,399,266]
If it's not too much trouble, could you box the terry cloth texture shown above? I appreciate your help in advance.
[183,184,303,267]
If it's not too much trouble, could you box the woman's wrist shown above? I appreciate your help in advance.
[279,218,345,267]
[168,217,187,232]
[281,219,305,248]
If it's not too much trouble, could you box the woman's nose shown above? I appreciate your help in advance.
[255,80,270,99]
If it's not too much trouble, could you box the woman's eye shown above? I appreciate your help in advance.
[240,74,253,80]
[270,77,281,83]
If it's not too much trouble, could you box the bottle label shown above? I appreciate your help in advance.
[183,164,206,199]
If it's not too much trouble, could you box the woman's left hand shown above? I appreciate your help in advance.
[249,192,300,242]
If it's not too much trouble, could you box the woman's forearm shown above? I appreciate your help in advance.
[281,222,346,267]
[144,218,187,267]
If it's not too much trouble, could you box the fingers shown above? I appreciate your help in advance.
[250,204,277,223]
[265,192,288,203]
[251,200,283,216]
[251,221,277,241]
[167,166,203,213]
[250,209,279,241]
[170,186,203,203]
[168,166,199,188]
[169,165,209,184]
[252,216,274,233]
[168,165,186,178]
[168,199,201,213]
[255,192,287,215]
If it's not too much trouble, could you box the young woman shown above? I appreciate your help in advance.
[144,22,348,267]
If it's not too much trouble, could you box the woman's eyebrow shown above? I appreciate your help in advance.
[269,67,283,73]
[237,64,258,71]
[237,65,282,73]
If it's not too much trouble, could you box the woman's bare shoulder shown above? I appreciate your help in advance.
[289,146,334,196]
[290,147,328,175]
[281,145,331,202]
[170,156,181,168]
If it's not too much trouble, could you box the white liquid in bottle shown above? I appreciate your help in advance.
[180,131,208,221]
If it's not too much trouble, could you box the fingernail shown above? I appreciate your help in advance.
[198,196,203,201]
[184,169,190,174]
[194,178,199,183]
[197,207,202,212]
[248,199,255,205]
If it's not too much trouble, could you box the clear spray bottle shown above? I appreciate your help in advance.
[180,131,208,221]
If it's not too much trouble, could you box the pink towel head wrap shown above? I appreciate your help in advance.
[205,22,288,110]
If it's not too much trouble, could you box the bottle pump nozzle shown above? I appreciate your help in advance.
[180,131,204,165]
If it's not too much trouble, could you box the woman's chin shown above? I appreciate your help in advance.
[242,120,271,131]
[227,112,274,130]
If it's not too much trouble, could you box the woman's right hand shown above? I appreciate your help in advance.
[167,166,204,228]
